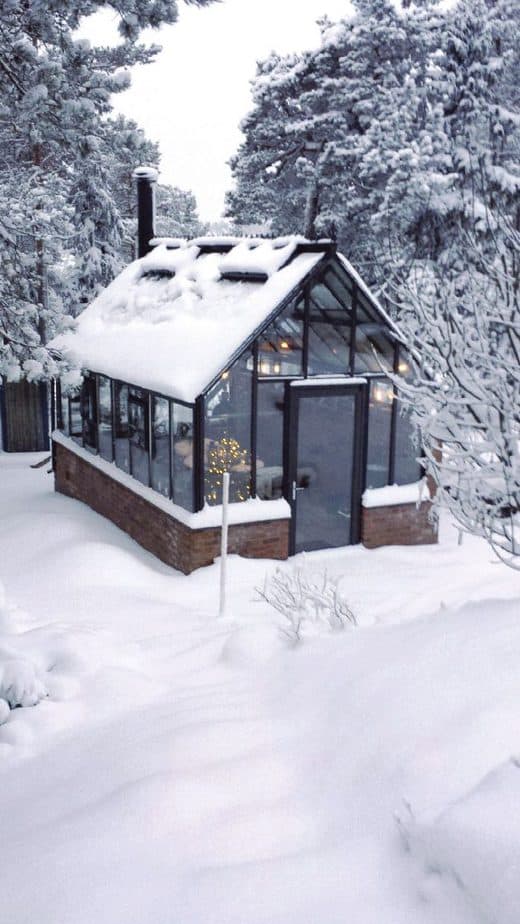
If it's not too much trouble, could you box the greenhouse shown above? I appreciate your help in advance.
[51,173,436,572]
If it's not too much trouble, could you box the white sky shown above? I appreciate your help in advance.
[85,0,351,221]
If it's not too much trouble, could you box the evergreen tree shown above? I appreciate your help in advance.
[394,0,520,566]
[226,52,312,238]
[226,2,439,284]
[155,184,206,239]
[0,0,214,381]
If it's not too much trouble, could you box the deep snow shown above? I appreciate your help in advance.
[1,451,519,923]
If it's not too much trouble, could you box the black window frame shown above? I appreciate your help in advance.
[81,373,98,453]
[150,393,172,498]
[97,373,114,463]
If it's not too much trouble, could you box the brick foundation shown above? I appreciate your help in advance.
[361,499,438,549]
[54,440,437,572]
[54,440,289,574]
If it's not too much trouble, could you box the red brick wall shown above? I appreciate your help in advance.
[361,500,438,549]
[54,440,289,574]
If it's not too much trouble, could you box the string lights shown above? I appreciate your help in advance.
[205,436,250,503]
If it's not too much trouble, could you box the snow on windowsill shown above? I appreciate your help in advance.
[52,432,291,529]
[362,478,430,509]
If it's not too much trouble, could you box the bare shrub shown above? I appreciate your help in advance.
[256,560,356,642]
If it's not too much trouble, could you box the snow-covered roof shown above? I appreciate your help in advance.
[53,237,326,403]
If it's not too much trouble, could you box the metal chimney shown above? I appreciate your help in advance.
[133,166,158,259]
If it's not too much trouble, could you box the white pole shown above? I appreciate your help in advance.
[219,472,230,618]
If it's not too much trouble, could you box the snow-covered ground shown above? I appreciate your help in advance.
[1,451,519,924]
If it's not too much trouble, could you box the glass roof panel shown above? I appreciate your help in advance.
[308,277,351,375]
[258,294,304,377]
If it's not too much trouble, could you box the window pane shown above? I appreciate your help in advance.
[256,381,285,500]
[205,351,252,505]
[81,374,97,452]
[356,290,379,324]
[324,265,354,304]
[151,396,170,497]
[60,388,69,435]
[394,400,422,484]
[114,382,130,473]
[366,379,393,489]
[294,391,356,551]
[69,393,82,441]
[98,376,113,462]
[354,291,394,373]
[307,278,351,375]
[258,296,304,376]
[128,387,149,486]
[355,325,394,373]
[172,403,194,511]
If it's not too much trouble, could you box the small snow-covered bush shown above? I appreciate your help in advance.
[0,658,48,709]
[256,561,356,642]
[0,583,49,723]
[0,697,9,726]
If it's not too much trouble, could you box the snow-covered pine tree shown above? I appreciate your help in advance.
[392,0,520,566]
[225,52,313,238]
[155,185,207,239]
[226,1,440,284]
[0,0,214,382]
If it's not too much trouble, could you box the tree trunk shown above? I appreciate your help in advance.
[33,142,47,345]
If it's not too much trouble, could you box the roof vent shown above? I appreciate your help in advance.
[219,239,299,281]
[150,237,185,251]
[140,269,176,281]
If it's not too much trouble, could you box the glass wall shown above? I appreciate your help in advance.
[172,403,194,511]
[257,295,304,377]
[354,291,394,374]
[366,379,393,489]
[307,269,352,375]
[393,349,422,484]
[81,374,97,451]
[151,395,170,497]
[58,372,195,512]
[97,375,113,462]
[128,387,150,486]
[394,401,422,485]
[256,381,285,500]
[69,393,82,441]
[114,382,130,473]
[204,351,253,504]
[60,389,70,435]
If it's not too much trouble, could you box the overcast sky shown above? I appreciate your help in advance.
[88,0,351,221]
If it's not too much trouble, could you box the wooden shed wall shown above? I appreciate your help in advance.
[1,380,49,452]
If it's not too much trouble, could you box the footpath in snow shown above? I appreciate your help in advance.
[1,451,519,924]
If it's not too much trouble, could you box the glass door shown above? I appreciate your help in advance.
[287,383,365,553]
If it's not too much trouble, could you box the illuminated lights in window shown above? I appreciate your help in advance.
[372,382,394,404]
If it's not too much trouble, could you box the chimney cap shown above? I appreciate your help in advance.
[133,165,159,183]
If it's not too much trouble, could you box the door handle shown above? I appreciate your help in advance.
[292,480,306,501]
